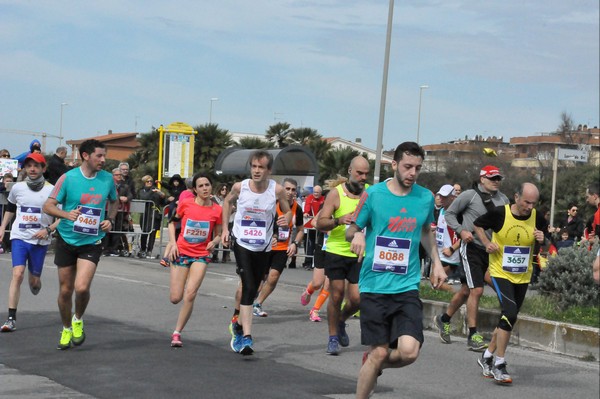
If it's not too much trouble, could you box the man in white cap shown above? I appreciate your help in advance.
[442,165,509,351]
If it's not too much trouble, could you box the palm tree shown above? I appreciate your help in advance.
[193,123,234,172]
[288,127,321,146]
[237,137,274,149]
[319,146,361,183]
[126,130,159,181]
[265,122,292,147]
[307,138,332,163]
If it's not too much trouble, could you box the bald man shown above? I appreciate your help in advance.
[472,182,548,384]
[317,156,370,355]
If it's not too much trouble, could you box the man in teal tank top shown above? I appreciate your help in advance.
[346,142,446,399]
[316,155,370,356]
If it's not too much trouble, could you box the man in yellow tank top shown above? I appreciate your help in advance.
[316,156,370,355]
[473,183,548,385]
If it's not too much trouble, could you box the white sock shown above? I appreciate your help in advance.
[495,356,505,366]
[173,330,180,335]
[72,315,81,322]
[483,349,493,359]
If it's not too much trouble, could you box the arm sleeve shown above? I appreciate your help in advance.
[473,206,505,232]
[295,205,304,228]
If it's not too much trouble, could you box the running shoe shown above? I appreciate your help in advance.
[240,336,254,356]
[327,337,340,355]
[467,332,487,352]
[171,333,183,347]
[338,321,349,347]
[1,318,16,332]
[300,289,312,306]
[57,328,72,350]
[309,309,321,322]
[252,303,268,317]
[433,314,452,344]
[71,317,86,346]
[30,280,42,295]
[478,354,494,378]
[230,322,243,353]
[492,362,512,384]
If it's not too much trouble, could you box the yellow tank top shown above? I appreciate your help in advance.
[489,205,537,284]
[326,183,368,257]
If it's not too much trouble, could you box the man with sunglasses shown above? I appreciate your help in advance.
[440,165,509,351]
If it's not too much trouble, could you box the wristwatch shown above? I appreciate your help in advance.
[45,227,53,235]
[293,241,300,247]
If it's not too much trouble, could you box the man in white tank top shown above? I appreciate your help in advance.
[221,150,291,355]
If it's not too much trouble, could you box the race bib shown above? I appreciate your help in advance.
[18,205,42,229]
[372,236,411,275]
[502,246,531,274]
[436,227,444,248]
[240,219,267,245]
[277,226,290,242]
[73,206,101,236]
[183,219,210,243]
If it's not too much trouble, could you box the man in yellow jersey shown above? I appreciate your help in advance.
[316,156,370,355]
[473,183,548,385]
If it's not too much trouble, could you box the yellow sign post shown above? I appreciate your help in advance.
[157,122,198,187]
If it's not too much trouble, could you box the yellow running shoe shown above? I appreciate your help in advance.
[57,328,72,350]
[72,317,86,346]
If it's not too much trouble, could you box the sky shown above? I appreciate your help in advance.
[1,0,598,156]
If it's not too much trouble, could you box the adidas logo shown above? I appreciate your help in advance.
[85,209,95,215]
[249,221,258,227]
[513,248,522,254]
[26,208,34,212]
[400,208,407,213]
[389,240,399,248]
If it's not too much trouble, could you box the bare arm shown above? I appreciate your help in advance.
[43,197,80,222]
[221,182,240,246]
[0,211,14,241]
[346,223,365,262]
[275,184,292,225]
[316,189,340,232]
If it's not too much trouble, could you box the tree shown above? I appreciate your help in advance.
[319,146,360,184]
[193,123,234,173]
[126,130,159,182]
[265,122,292,148]
[288,127,321,146]
[307,138,332,164]
[237,137,274,149]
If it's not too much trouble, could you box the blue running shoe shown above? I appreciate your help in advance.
[230,322,243,353]
[338,321,349,347]
[240,336,254,356]
[327,336,340,355]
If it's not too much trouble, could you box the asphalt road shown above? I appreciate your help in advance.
[0,254,598,399]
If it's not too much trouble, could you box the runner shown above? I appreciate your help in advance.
[346,142,446,398]
[43,139,118,350]
[163,173,222,347]
[316,156,370,355]
[473,182,547,384]
[443,165,510,351]
[0,153,58,332]
[252,177,304,317]
[221,150,291,355]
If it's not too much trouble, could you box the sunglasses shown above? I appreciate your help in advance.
[0,154,10,158]
[485,176,502,182]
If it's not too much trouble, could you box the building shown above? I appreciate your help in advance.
[66,132,139,162]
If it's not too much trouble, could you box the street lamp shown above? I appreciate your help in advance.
[209,97,219,124]
[59,102,68,147]
[416,85,428,144]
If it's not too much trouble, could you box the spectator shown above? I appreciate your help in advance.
[0,173,15,253]
[103,168,133,256]
[556,203,584,242]
[555,228,575,251]
[302,185,324,269]
[453,183,462,196]
[211,183,229,263]
[585,182,600,243]
[161,174,186,219]
[178,177,195,203]
[119,162,136,199]
[45,146,73,185]
[0,149,11,159]
[15,140,42,169]
[137,175,166,259]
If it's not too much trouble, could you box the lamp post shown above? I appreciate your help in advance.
[209,97,219,124]
[59,102,68,147]
[416,85,428,144]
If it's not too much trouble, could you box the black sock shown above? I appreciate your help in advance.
[8,308,16,320]
[468,327,477,337]
[243,334,252,339]
[441,313,451,323]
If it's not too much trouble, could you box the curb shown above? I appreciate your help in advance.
[423,299,600,361]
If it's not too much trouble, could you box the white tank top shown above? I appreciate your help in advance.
[436,208,461,265]
[233,179,277,251]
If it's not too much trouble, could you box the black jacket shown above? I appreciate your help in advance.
[45,154,70,185]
